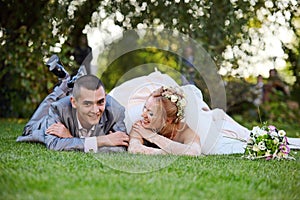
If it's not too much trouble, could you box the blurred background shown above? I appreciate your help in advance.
[0,0,299,125]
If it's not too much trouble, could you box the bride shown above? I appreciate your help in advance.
[109,70,300,156]
[128,86,201,155]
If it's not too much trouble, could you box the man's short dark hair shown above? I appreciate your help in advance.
[72,75,105,99]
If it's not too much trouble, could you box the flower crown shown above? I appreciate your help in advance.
[161,86,186,122]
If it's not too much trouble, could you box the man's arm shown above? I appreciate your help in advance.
[96,131,129,153]
[47,123,129,152]
[46,122,73,138]
[46,96,129,152]
[43,102,86,151]
[44,133,85,151]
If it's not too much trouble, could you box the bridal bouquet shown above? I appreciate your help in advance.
[244,125,295,160]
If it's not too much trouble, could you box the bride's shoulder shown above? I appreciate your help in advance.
[176,122,199,144]
[178,122,196,134]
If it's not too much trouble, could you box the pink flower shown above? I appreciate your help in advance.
[265,156,272,161]
[281,136,288,145]
[280,144,290,154]
[268,125,276,131]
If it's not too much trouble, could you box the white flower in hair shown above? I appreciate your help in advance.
[179,98,186,107]
[161,86,186,121]
[170,95,178,102]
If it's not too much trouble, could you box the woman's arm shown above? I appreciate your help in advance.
[128,130,167,155]
[146,133,201,156]
[132,122,201,156]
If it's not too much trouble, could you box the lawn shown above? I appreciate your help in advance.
[0,118,299,200]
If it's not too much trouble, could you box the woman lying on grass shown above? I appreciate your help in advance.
[126,83,255,156]
[110,71,300,157]
[128,86,201,156]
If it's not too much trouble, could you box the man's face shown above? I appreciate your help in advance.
[71,86,106,129]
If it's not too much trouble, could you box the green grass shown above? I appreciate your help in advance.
[1,119,300,200]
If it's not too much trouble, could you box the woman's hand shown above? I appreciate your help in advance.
[46,122,73,138]
[132,121,157,142]
[128,127,166,155]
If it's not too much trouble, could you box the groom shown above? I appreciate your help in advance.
[17,55,129,152]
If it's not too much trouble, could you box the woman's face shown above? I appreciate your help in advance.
[141,96,164,131]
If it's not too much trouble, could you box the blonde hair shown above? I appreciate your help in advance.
[149,86,186,138]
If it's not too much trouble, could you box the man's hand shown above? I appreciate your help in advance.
[97,131,129,147]
[46,122,73,138]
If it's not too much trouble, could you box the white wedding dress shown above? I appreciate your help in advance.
[109,71,300,155]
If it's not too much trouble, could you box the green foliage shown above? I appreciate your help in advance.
[224,77,257,115]
[0,119,300,199]
[223,76,300,125]
[107,0,255,58]
[100,48,182,91]
[259,95,300,125]
[0,0,99,117]
[1,0,299,118]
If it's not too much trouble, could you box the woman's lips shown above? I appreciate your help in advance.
[142,119,150,126]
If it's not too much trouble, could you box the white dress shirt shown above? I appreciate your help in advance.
[76,116,98,153]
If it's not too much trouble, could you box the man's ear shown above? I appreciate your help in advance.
[70,96,77,109]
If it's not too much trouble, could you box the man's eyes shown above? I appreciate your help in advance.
[83,101,104,106]
[83,102,92,106]
[97,100,105,105]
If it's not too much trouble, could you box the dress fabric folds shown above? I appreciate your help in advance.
[109,71,300,155]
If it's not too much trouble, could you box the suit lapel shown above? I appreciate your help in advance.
[95,110,108,136]
[71,107,80,137]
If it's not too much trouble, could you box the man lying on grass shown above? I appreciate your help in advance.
[17,55,129,152]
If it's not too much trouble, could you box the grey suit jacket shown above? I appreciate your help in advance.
[17,95,127,152]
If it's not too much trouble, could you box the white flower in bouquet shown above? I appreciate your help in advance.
[258,141,266,150]
[273,137,279,144]
[278,130,286,137]
[251,126,261,135]
[252,126,267,136]
[265,150,271,157]
[252,144,259,152]
[247,138,255,145]
[270,131,278,137]
[244,124,295,160]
